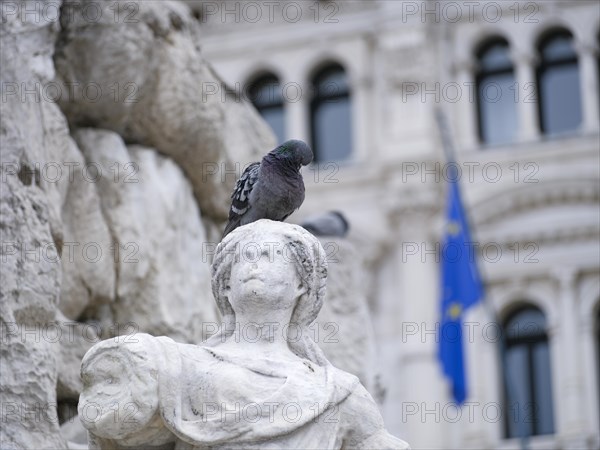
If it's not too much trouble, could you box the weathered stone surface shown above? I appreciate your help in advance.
[58,135,116,320]
[54,0,275,221]
[316,238,382,400]
[74,128,218,343]
[78,221,409,449]
[1,1,66,447]
[56,312,100,401]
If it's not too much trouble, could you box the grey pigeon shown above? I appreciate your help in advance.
[222,140,313,238]
[300,211,349,237]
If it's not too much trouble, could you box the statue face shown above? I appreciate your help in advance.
[228,243,306,317]
[78,351,159,440]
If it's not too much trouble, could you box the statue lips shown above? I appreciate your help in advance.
[242,272,265,283]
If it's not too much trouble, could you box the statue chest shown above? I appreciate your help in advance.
[184,357,288,421]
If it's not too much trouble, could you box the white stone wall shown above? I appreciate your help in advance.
[200,1,600,448]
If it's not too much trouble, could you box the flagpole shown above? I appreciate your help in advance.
[434,108,530,450]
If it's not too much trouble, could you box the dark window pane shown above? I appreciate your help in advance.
[478,73,518,145]
[541,35,576,62]
[539,63,582,134]
[260,106,286,144]
[249,75,283,107]
[312,97,352,162]
[502,305,555,439]
[532,342,555,435]
[248,74,286,143]
[505,308,546,340]
[480,43,513,71]
[537,33,582,135]
[476,40,516,145]
[505,345,533,438]
[314,68,350,93]
[311,64,352,162]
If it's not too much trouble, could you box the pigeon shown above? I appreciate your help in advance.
[300,211,350,238]
[222,139,313,238]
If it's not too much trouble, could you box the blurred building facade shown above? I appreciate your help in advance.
[198,1,600,448]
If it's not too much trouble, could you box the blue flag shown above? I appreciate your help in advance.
[439,172,483,405]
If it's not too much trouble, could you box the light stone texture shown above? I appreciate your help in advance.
[73,128,219,343]
[58,135,116,321]
[79,221,409,449]
[56,312,100,402]
[1,1,277,447]
[54,0,276,221]
[1,0,66,447]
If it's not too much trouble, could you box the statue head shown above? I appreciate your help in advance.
[209,219,329,363]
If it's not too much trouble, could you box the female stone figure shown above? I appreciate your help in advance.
[79,220,409,449]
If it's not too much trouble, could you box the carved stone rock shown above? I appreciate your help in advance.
[54,0,275,221]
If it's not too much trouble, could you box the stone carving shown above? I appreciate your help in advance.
[1,1,68,446]
[73,128,218,343]
[79,220,409,449]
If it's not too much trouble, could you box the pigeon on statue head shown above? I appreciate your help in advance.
[222,139,313,239]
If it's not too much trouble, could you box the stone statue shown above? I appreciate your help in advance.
[78,220,409,449]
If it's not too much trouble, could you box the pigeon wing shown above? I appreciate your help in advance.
[222,162,260,238]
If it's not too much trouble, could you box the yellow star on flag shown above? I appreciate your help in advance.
[447,221,461,236]
[446,302,462,320]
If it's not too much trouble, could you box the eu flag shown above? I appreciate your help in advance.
[439,169,483,405]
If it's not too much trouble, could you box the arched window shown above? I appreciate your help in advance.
[502,305,555,438]
[475,38,517,145]
[310,63,352,163]
[248,73,285,143]
[536,30,582,135]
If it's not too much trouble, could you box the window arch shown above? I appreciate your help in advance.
[475,38,517,145]
[310,63,352,163]
[536,29,582,135]
[502,305,555,438]
[247,73,285,143]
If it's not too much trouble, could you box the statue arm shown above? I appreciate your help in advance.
[341,384,410,450]
[79,334,178,449]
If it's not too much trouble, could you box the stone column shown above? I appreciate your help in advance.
[285,81,309,142]
[351,73,374,164]
[378,206,447,448]
[454,57,478,151]
[461,301,499,449]
[575,40,600,134]
[553,268,586,449]
[512,50,540,142]
[578,294,600,447]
